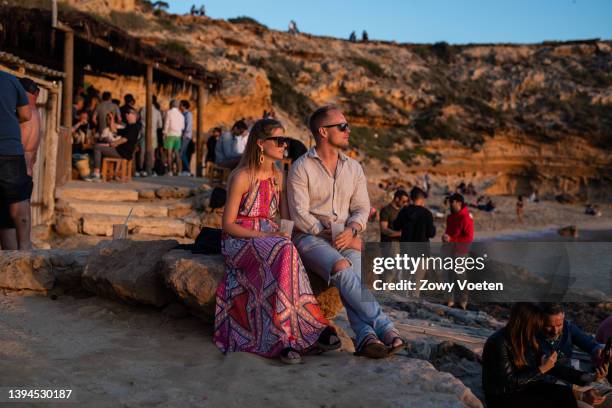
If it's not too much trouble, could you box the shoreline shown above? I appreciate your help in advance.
[475,217,612,241]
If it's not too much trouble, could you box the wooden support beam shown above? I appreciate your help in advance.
[145,64,154,174]
[61,30,74,128]
[196,84,205,178]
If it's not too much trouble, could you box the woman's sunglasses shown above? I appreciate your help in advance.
[321,122,350,132]
[265,136,290,147]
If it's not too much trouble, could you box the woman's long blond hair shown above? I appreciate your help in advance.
[234,118,285,187]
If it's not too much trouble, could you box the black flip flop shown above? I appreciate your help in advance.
[316,326,342,352]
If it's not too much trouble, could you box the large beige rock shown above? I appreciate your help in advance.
[82,214,185,237]
[155,186,192,199]
[0,251,54,291]
[56,185,139,202]
[54,214,81,236]
[162,249,344,322]
[167,200,193,218]
[82,240,178,307]
[162,250,225,323]
[60,199,169,217]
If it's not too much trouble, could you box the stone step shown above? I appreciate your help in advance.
[56,185,139,202]
[81,214,186,237]
[57,199,193,218]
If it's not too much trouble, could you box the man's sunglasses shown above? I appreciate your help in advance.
[265,136,290,147]
[321,122,350,132]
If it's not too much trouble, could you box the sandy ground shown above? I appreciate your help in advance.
[0,294,479,408]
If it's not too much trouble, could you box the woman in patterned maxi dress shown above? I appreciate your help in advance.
[213,118,340,364]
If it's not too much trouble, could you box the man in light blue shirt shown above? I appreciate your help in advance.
[179,100,194,176]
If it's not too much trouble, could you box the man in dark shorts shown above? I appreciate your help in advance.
[0,71,33,249]
[85,106,141,181]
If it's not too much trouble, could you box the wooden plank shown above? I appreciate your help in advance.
[55,126,72,187]
[145,64,154,174]
[42,89,59,223]
[61,30,74,128]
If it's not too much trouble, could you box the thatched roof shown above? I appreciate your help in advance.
[0,6,220,88]
[0,51,65,79]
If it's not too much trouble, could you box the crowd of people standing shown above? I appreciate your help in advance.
[71,86,196,181]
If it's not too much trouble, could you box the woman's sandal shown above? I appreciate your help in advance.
[316,326,342,352]
[280,347,302,365]
[383,329,407,356]
[354,334,388,359]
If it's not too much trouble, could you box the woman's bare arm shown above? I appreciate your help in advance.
[279,169,290,220]
[222,170,269,239]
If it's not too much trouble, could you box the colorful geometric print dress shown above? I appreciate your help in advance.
[213,176,329,357]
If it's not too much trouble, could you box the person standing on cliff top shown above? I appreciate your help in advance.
[287,105,406,359]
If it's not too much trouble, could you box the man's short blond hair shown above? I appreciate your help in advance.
[308,105,341,139]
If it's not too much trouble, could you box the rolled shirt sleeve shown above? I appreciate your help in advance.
[287,163,325,235]
[346,164,370,231]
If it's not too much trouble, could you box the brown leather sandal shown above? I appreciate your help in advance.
[354,334,388,359]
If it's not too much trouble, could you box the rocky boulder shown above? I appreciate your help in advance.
[162,250,344,322]
[82,240,178,307]
[49,250,90,291]
[162,250,225,323]
[0,251,54,291]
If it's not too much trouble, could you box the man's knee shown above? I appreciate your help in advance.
[331,259,351,276]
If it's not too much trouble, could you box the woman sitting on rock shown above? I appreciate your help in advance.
[482,303,579,408]
[213,118,341,364]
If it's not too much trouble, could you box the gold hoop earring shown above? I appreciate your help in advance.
[259,146,264,165]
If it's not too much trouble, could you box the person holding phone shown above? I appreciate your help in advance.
[482,303,580,408]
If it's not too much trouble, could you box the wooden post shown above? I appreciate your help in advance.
[145,64,154,174]
[43,87,59,223]
[61,30,74,128]
[196,84,205,177]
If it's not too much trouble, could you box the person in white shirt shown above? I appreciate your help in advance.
[163,100,185,176]
[214,119,249,169]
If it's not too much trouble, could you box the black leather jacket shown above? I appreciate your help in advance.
[482,328,590,400]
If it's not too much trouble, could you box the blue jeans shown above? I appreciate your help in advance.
[293,233,395,346]
[180,138,193,172]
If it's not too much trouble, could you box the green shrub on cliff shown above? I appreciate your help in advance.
[351,57,385,77]
[228,16,268,29]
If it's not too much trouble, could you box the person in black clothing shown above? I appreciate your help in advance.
[205,127,222,164]
[286,138,307,163]
[86,107,141,182]
[482,303,602,408]
[394,187,435,242]
[392,187,435,296]
[119,94,136,124]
